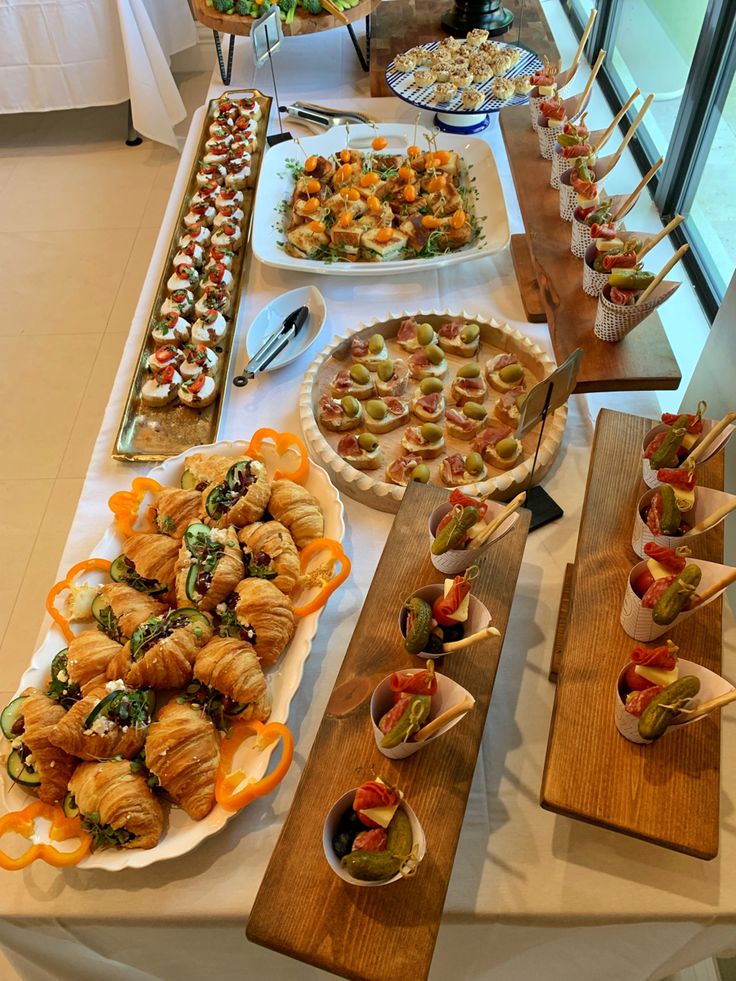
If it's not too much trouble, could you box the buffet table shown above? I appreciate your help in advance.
[0,0,196,148]
[1,34,736,981]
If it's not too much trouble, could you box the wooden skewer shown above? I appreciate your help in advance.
[692,567,736,606]
[468,492,526,549]
[566,8,597,77]
[683,412,736,466]
[685,497,736,536]
[442,625,500,653]
[574,48,606,116]
[594,89,640,153]
[321,0,348,24]
[599,93,654,178]
[636,214,683,261]
[679,687,736,723]
[413,696,476,743]
[635,243,689,305]
[611,157,663,221]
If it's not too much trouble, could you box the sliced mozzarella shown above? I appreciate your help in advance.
[647,558,675,580]
[634,664,679,687]
[359,804,399,829]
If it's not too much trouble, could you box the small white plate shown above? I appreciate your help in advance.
[245,286,326,372]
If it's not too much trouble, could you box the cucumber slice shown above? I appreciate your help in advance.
[180,468,197,490]
[109,554,166,596]
[174,608,211,629]
[109,555,130,583]
[226,460,251,489]
[185,564,200,602]
[0,696,27,740]
[83,691,123,729]
[184,523,211,552]
[90,593,109,622]
[7,749,41,787]
[63,792,79,819]
[204,485,225,520]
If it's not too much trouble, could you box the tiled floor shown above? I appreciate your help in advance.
[0,70,211,663]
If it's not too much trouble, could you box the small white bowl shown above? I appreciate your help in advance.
[614,657,734,745]
[370,668,474,759]
[244,285,326,373]
[399,584,492,659]
[322,790,426,886]
[428,501,519,575]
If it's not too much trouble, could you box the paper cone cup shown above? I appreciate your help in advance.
[428,501,519,575]
[614,657,734,745]
[621,557,736,642]
[550,145,566,189]
[642,419,736,489]
[559,166,599,223]
[632,485,736,557]
[536,123,559,160]
[399,584,492,660]
[594,281,680,343]
[571,212,594,258]
[529,91,546,131]
[371,669,474,759]
[323,791,426,886]
[583,243,611,297]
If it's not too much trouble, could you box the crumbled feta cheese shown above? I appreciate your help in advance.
[57,668,68,683]
[25,754,34,766]
[11,738,23,750]
[85,717,115,736]
[209,528,229,544]
[105,679,126,692]
[216,602,227,615]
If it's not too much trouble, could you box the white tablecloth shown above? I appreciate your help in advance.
[0,44,735,981]
[0,0,196,148]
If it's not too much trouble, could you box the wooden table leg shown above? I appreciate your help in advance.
[510,233,546,323]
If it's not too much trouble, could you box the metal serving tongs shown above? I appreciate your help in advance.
[279,101,374,133]
[232,306,309,387]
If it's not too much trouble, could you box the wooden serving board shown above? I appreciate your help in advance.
[247,480,530,980]
[299,311,566,512]
[499,105,682,395]
[541,409,724,860]
[192,0,376,38]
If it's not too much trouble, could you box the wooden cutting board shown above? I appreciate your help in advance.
[499,105,682,395]
[247,480,530,980]
[541,408,724,859]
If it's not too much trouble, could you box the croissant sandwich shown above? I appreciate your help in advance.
[107,609,213,690]
[114,533,179,601]
[68,759,164,850]
[202,458,270,529]
[238,521,300,595]
[94,583,167,641]
[233,578,296,667]
[67,631,125,695]
[145,701,220,821]
[154,487,204,540]
[174,523,244,612]
[8,688,77,804]
[50,684,154,761]
[182,452,242,489]
[267,480,324,548]
[193,637,271,722]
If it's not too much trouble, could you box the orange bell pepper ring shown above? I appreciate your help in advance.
[108,477,162,539]
[46,558,112,643]
[215,720,294,812]
[245,428,310,484]
[0,801,92,871]
[292,537,351,618]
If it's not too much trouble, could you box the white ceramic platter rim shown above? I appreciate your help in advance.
[299,309,567,508]
[250,123,510,277]
[2,439,345,871]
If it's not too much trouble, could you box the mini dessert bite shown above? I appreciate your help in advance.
[410,377,446,422]
[466,28,489,46]
[514,75,533,96]
[167,263,200,294]
[151,312,189,347]
[401,422,445,459]
[318,393,363,432]
[397,318,437,353]
[440,452,488,486]
[180,343,219,380]
[330,362,376,400]
[450,362,487,406]
[337,432,383,471]
[434,82,458,104]
[414,68,436,88]
[492,387,525,428]
[393,52,417,73]
[492,77,515,102]
[191,309,228,348]
[486,353,526,392]
[472,424,522,470]
[437,319,480,357]
[161,288,194,320]
[375,358,410,398]
[141,363,182,407]
[385,455,430,486]
[445,402,489,439]
[351,333,389,370]
[179,372,218,409]
[408,344,448,381]
[451,69,474,90]
[364,397,410,434]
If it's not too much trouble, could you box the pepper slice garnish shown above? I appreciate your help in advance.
[245,428,310,484]
[0,802,92,871]
[46,557,113,643]
[292,538,351,618]
[215,720,294,812]
[108,477,162,539]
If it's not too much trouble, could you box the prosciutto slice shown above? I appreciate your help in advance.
[351,337,369,358]
[337,433,360,456]
[442,454,467,480]
[438,319,463,339]
[397,317,419,341]
[384,397,407,416]
[472,424,511,452]
[490,354,518,372]
[332,369,352,392]
[409,349,431,369]
[446,408,475,430]
[319,394,344,423]
[416,392,441,414]
[454,376,484,394]
[386,455,421,483]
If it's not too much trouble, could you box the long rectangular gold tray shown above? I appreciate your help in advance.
[113,88,272,462]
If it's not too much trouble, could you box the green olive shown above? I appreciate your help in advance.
[377,359,395,382]
[411,464,430,483]
[416,322,435,346]
[358,433,379,452]
[341,396,361,417]
[419,377,444,395]
[498,362,524,384]
[457,362,480,378]
[495,437,518,460]
[368,333,385,355]
[463,401,487,421]
[460,323,480,343]
[365,399,387,420]
[465,452,484,475]
[349,363,371,384]
[420,422,443,443]
[425,344,445,366]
